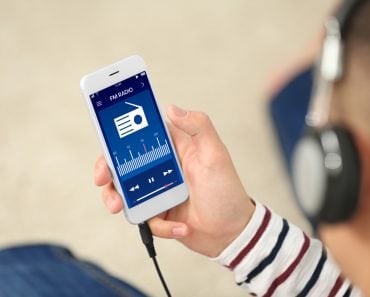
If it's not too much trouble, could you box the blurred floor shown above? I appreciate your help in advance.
[0,1,334,296]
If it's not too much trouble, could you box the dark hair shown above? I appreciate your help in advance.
[346,0,370,55]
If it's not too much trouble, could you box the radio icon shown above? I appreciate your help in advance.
[114,102,148,138]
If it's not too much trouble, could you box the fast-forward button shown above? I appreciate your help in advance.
[163,169,173,176]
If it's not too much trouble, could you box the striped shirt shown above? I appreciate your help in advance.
[212,202,363,296]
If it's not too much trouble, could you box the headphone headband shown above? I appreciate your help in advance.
[306,0,364,128]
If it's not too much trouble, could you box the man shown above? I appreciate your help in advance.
[95,0,370,295]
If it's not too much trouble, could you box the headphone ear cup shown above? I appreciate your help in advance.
[319,126,361,222]
[292,129,327,221]
[292,126,361,223]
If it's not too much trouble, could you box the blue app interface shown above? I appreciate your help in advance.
[90,72,183,208]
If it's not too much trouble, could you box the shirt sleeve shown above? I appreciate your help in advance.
[211,201,363,297]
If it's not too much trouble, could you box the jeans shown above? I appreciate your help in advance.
[0,244,149,297]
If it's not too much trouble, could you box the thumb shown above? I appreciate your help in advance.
[166,105,220,142]
[149,216,189,239]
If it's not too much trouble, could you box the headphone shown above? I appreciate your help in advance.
[292,0,365,224]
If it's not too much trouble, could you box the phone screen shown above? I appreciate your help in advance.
[90,72,184,208]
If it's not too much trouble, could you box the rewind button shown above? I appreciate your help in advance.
[129,184,140,192]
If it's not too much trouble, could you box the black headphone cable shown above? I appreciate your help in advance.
[139,221,172,297]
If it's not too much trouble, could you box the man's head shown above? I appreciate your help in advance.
[320,0,370,294]
[290,0,370,293]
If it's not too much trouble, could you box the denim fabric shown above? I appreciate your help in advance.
[0,244,149,297]
[268,67,318,230]
[269,67,313,172]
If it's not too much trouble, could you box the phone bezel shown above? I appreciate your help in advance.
[80,55,188,224]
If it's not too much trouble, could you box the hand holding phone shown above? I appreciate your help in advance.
[81,55,188,224]
[95,105,256,257]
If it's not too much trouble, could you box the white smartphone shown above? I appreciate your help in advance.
[80,55,188,224]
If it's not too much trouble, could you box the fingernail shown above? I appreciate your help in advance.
[171,105,187,118]
[172,226,187,238]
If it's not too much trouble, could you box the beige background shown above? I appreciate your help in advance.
[0,1,334,296]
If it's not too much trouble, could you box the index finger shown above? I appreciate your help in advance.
[94,155,112,186]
